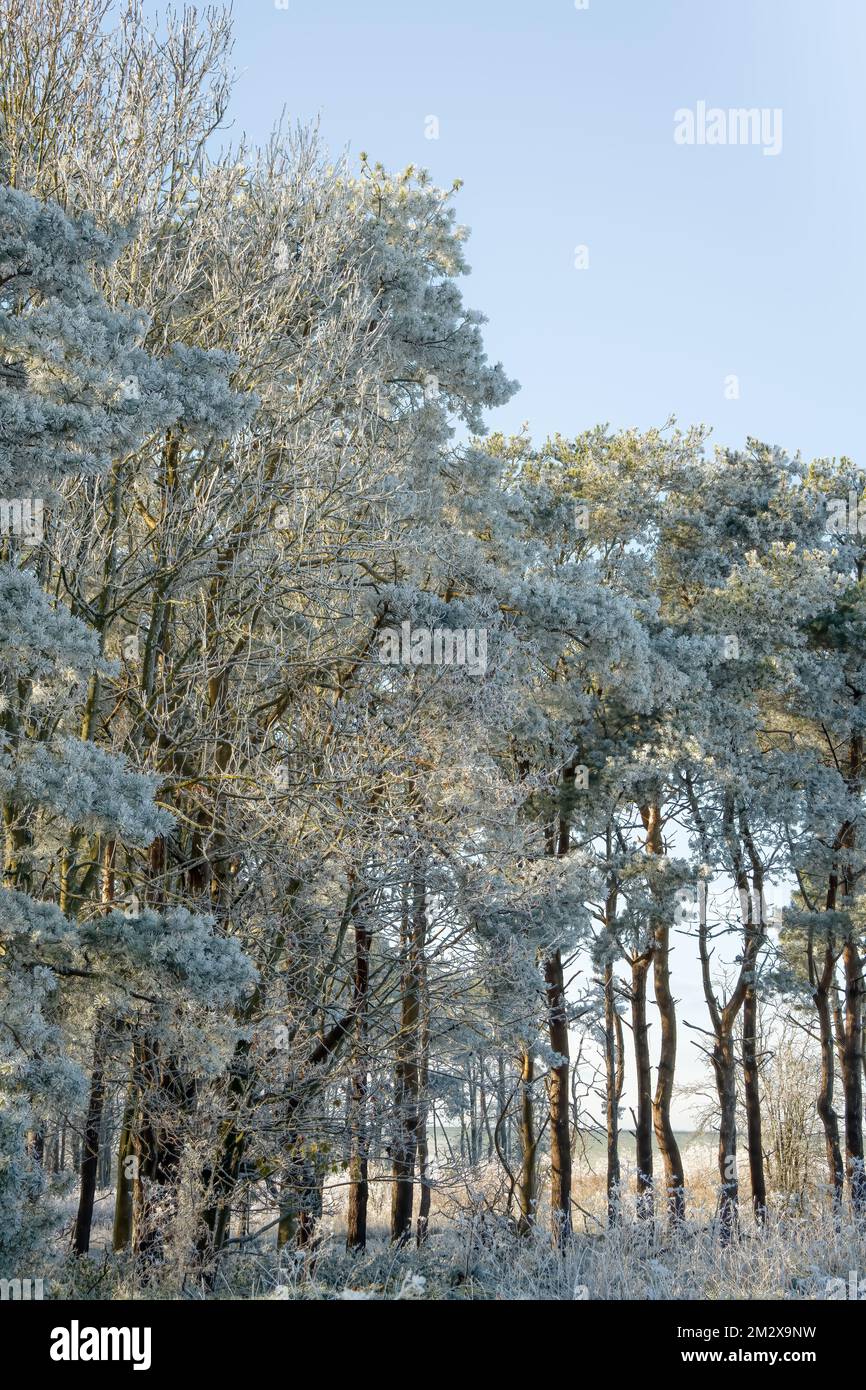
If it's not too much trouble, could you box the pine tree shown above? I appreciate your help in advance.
[0,183,254,1271]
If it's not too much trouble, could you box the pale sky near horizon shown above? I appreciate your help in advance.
[138,0,864,1129]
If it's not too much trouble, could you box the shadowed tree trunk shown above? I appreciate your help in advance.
[131,1037,195,1262]
[742,980,766,1225]
[835,725,865,1212]
[346,885,372,1251]
[823,771,864,1215]
[72,839,115,1256]
[112,1082,135,1251]
[841,936,865,1212]
[72,1018,108,1255]
[416,947,431,1246]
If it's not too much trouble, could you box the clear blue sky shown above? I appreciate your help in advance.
[183,0,866,463]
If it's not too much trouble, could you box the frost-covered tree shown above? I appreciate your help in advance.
[0,181,253,1270]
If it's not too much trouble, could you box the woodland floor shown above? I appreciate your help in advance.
[49,1146,866,1302]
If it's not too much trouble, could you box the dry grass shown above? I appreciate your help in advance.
[50,1154,866,1301]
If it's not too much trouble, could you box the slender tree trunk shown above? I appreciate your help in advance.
[496,1053,509,1163]
[539,792,574,1246]
[390,859,426,1244]
[479,1061,495,1161]
[814,945,845,1211]
[72,840,115,1255]
[516,1045,537,1234]
[295,1157,323,1251]
[112,1084,135,1251]
[714,1031,739,1245]
[604,958,622,1226]
[72,1019,108,1255]
[841,937,865,1213]
[739,816,767,1226]
[643,802,684,1225]
[652,926,685,1222]
[544,946,572,1244]
[703,791,766,1243]
[197,1040,250,1261]
[742,982,767,1225]
[416,949,431,1246]
[631,952,654,1219]
[278,1173,296,1250]
[836,730,865,1212]
[346,893,372,1251]
[98,1101,113,1189]
[131,1036,194,1263]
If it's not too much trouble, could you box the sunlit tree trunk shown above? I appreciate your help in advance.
[544,946,572,1245]
[811,928,845,1212]
[740,814,767,1226]
[644,800,684,1225]
[604,957,623,1226]
[516,1045,537,1234]
[713,1030,739,1244]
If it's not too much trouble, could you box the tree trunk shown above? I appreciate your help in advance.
[643,802,684,1225]
[72,840,115,1255]
[131,1036,195,1263]
[346,894,372,1251]
[739,814,767,1226]
[815,945,845,1211]
[197,1047,250,1262]
[516,1045,537,1234]
[390,860,426,1244]
[72,1019,108,1255]
[714,1031,739,1245]
[416,948,431,1246]
[604,958,622,1226]
[841,937,865,1212]
[544,946,572,1244]
[112,1084,135,1251]
[631,953,654,1219]
[652,924,685,1223]
[742,980,767,1225]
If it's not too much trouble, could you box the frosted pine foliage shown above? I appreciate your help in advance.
[0,185,255,1269]
[0,185,251,492]
[1,739,173,844]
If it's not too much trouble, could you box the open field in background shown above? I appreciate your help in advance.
[53,1138,866,1302]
